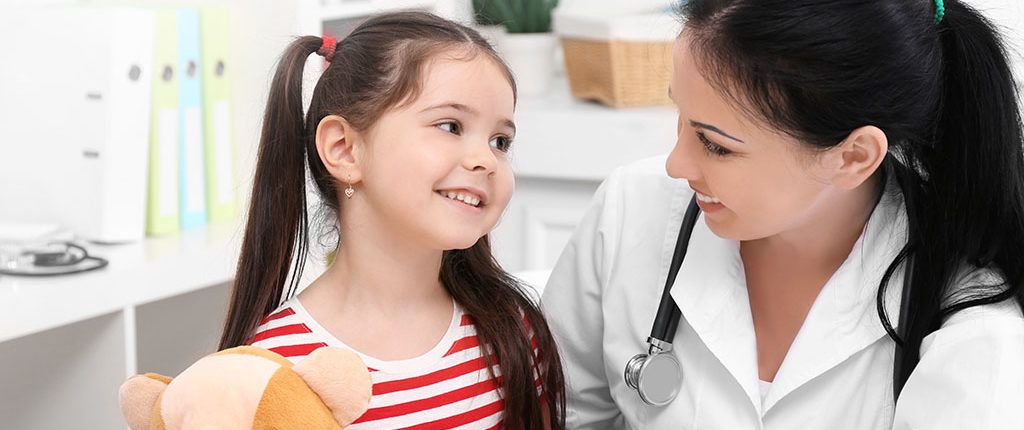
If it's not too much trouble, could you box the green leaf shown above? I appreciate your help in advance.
[485,0,559,34]
[472,0,503,25]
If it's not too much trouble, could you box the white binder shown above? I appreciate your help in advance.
[0,7,156,243]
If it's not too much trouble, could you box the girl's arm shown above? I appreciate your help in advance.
[892,285,1024,429]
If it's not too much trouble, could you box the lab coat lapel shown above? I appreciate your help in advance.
[763,186,907,412]
[669,211,764,414]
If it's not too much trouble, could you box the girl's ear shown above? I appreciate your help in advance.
[828,125,888,190]
[315,115,364,184]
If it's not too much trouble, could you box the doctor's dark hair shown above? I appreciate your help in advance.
[218,12,565,428]
[680,0,1024,395]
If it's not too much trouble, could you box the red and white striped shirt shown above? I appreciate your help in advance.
[249,297,537,429]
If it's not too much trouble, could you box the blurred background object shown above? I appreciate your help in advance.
[474,0,560,97]
[554,5,680,107]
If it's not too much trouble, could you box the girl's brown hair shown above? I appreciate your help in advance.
[218,11,564,428]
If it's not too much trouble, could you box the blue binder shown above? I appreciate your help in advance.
[177,8,207,229]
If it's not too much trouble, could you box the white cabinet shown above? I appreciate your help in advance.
[492,78,676,271]
[0,221,241,429]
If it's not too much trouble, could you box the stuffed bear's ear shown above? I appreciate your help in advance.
[119,373,172,430]
[292,347,373,427]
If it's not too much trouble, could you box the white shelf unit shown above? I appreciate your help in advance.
[491,76,677,271]
[296,0,443,38]
[0,220,243,429]
[318,0,439,22]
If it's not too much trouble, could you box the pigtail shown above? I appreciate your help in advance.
[891,0,1024,392]
[219,37,323,349]
[441,240,566,430]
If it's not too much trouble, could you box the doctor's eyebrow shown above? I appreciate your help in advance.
[689,120,745,143]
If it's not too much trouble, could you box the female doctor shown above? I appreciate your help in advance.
[542,0,1024,428]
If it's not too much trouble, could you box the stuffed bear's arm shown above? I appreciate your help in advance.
[119,373,172,430]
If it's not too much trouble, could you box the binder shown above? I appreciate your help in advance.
[200,6,237,223]
[177,8,208,229]
[147,10,181,236]
[0,7,156,243]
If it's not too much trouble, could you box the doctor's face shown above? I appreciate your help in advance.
[665,35,836,241]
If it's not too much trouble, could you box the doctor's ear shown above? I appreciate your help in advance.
[826,125,888,190]
[316,115,365,185]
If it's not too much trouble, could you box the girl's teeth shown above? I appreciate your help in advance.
[439,190,481,207]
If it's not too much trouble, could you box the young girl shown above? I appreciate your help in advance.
[218,12,564,429]
[544,0,1024,428]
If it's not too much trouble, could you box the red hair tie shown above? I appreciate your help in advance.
[317,36,337,62]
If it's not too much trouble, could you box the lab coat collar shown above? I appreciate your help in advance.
[670,178,906,416]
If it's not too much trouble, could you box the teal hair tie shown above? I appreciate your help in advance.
[934,0,945,24]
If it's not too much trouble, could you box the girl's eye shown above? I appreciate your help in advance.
[436,121,461,135]
[697,131,731,156]
[489,135,512,152]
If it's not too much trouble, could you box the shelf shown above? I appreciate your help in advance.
[511,77,677,182]
[0,219,244,344]
[317,0,438,22]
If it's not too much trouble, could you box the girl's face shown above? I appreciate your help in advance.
[356,52,516,250]
[666,36,839,241]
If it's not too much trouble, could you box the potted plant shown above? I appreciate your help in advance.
[477,0,560,97]
[472,0,507,46]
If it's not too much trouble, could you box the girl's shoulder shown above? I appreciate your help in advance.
[252,297,306,332]
[246,297,327,360]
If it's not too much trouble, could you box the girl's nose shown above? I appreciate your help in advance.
[463,139,497,173]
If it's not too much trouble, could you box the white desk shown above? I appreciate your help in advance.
[0,220,243,430]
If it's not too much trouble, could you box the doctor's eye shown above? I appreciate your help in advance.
[435,120,462,135]
[697,131,731,157]
[489,135,513,152]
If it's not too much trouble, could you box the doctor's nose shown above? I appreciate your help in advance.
[666,129,702,181]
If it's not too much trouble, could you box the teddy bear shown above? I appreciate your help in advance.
[118,345,372,429]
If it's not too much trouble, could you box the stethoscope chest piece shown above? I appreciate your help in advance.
[625,338,683,406]
[623,195,701,407]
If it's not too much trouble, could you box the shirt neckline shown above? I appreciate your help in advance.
[290,296,463,374]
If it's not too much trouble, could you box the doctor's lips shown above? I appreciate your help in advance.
[692,188,726,213]
[436,188,486,208]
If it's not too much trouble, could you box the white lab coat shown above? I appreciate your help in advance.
[541,156,1024,429]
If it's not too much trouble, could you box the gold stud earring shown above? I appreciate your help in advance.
[344,176,355,199]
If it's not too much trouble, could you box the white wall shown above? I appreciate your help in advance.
[972,0,1024,84]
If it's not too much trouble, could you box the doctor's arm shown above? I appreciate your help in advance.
[892,299,1024,430]
[542,180,625,429]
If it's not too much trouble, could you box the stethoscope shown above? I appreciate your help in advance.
[624,194,702,406]
[0,242,108,276]
[624,192,914,406]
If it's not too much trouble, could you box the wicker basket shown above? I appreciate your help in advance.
[561,37,674,108]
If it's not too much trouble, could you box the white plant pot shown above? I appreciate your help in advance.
[474,24,507,49]
[498,32,558,99]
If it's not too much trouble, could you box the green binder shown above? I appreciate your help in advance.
[146,10,181,236]
[199,6,236,223]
